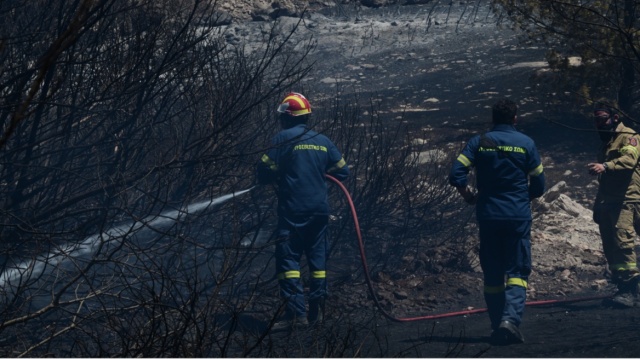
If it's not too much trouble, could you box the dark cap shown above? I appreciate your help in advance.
[593,101,617,116]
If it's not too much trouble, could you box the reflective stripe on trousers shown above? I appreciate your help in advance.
[479,219,531,328]
[275,214,329,318]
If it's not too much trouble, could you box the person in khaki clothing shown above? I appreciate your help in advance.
[587,101,640,308]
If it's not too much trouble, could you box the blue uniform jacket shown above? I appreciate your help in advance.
[257,124,349,217]
[449,124,545,220]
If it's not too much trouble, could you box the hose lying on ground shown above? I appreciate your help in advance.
[325,174,612,323]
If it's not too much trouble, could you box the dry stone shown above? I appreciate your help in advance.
[530,181,606,294]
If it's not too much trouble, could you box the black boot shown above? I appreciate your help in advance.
[608,277,640,308]
[308,297,325,326]
[490,320,524,345]
[271,316,309,332]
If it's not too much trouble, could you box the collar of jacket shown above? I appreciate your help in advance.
[490,124,516,131]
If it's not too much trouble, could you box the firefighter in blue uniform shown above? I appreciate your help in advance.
[449,99,545,345]
[257,92,349,330]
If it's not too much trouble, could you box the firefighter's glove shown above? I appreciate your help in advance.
[457,186,477,205]
[463,193,477,205]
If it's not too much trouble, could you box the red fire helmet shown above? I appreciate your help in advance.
[277,92,312,116]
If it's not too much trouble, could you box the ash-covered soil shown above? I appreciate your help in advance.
[225,2,640,357]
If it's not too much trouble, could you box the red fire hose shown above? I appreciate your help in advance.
[325,174,612,323]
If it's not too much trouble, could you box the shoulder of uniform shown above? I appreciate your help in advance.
[469,134,484,146]
[618,123,636,133]
[624,129,639,139]
[616,125,640,146]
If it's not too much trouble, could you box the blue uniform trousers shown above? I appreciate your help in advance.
[479,219,531,330]
[275,214,328,319]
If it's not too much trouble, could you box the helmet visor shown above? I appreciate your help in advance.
[277,102,290,114]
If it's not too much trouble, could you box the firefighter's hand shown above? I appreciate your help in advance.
[464,193,477,205]
[587,162,606,175]
[456,186,477,205]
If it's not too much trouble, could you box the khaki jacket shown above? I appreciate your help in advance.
[597,123,640,202]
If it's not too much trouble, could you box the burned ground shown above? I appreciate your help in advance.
[3,2,635,357]
[221,2,640,357]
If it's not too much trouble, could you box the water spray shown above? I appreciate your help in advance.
[0,186,256,289]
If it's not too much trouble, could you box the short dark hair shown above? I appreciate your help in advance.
[492,99,518,124]
[279,112,309,129]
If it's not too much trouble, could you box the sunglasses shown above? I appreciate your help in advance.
[594,114,611,123]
